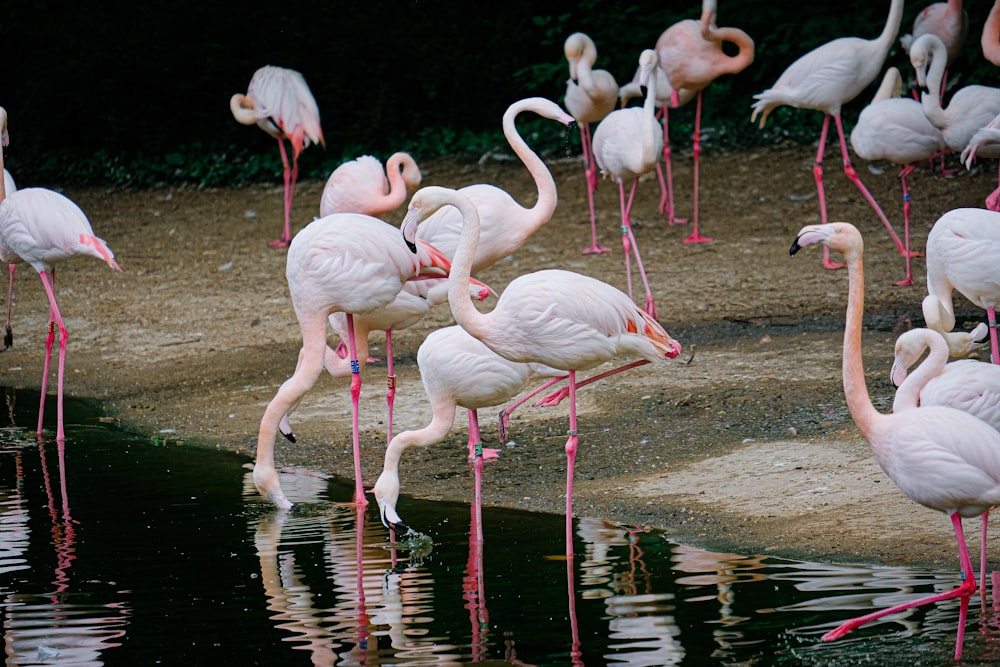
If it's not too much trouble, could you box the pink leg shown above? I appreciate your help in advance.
[813,115,844,270]
[564,370,579,558]
[834,114,907,256]
[988,307,999,365]
[822,512,976,661]
[894,166,915,287]
[684,92,712,244]
[987,161,1000,212]
[4,263,14,349]
[982,509,991,612]
[497,375,567,442]
[345,314,368,506]
[535,360,650,407]
[618,180,658,319]
[36,270,68,441]
[567,555,583,666]
[659,107,686,225]
[467,409,499,461]
[385,329,396,442]
[268,138,293,249]
[465,454,488,660]
[580,123,610,255]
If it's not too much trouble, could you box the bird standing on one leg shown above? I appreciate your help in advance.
[231,65,324,249]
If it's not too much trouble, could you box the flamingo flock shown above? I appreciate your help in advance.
[10,0,1000,660]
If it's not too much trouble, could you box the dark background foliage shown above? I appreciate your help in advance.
[3,0,999,186]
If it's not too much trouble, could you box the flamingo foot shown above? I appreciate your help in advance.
[683,232,713,244]
[582,244,612,255]
[894,276,915,287]
[469,448,501,461]
[267,238,291,249]
[667,215,689,226]
[536,386,570,408]
[986,189,1000,212]
[823,258,847,270]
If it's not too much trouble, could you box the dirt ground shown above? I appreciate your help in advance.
[3,140,998,571]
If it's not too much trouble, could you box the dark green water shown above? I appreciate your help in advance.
[2,387,1000,665]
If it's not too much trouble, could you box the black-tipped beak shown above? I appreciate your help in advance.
[789,238,803,255]
[405,239,417,254]
[568,119,578,131]
[280,430,296,444]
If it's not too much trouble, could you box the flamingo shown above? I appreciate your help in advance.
[900,0,968,97]
[849,67,947,285]
[909,33,1000,159]
[0,107,122,442]
[230,65,324,249]
[983,0,1000,66]
[790,221,1000,660]
[925,207,1000,365]
[372,324,562,533]
[593,49,664,319]
[408,97,576,307]
[563,32,619,255]
[252,213,451,510]
[655,0,755,244]
[401,185,683,557]
[891,326,1000,603]
[619,62,696,226]
[751,0,909,270]
[2,165,15,350]
[961,111,1000,210]
[319,152,421,218]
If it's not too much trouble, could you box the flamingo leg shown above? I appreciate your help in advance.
[37,268,68,441]
[580,123,610,255]
[497,375,568,442]
[894,165,915,287]
[465,463,488,660]
[658,106,686,225]
[684,91,712,244]
[813,115,845,270]
[618,180,658,319]
[534,360,651,408]
[988,307,999,366]
[268,137,294,249]
[345,313,368,506]
[467,407,499,462]
[385,328,396,442]
[822,511,977,661]
[564,370,579,558]
[834,114,907,257]
[987,161,1000,212]
[4,263,14,349]
[981,509,991,613]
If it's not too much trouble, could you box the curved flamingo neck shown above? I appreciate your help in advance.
[919,38,948,120]
[230,94,258,126]
[707,26,755,75]
[842,244,880,437]
[893,331,948,411]
[501,100,557,230]
[445,191,489,341]
[0,108,7,203]
[878,0,906,51]
[381,153,411,211]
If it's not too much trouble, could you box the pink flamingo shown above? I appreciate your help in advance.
[791,221,1000,660]
[925,207,1000,366]
[892,326,1000,604]
[656,0,755,244]
[402,185,682,557]
[319,152,421,218]
[910,33,1000,157]
[410,97,575,306]
[253,213,451,510]
[921,294,989,358]
[752,0,909,270]
[900,0,968,97]
[960,113,1000,210]
[593,49,664,319]
[230,65,324,249]
[563,32,619,255]
[619,63,696,226]
[0,108,122,442]
[849,67,947,285]
[372,324,562,533]
[982,0,1000,66]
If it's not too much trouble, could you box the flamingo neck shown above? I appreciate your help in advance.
[842,246,880,437]
[893,331,948,411]
[501,101,557,230]
[447,192,489,341]
[984,0,1000,64]
[230,94,258,126]
[640,71,661,165]
[878,0,906,51]
[706,26,755,75]
[381,153,410,211]
[0,110,6,204]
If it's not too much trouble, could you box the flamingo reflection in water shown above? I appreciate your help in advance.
[0,425,129,663]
